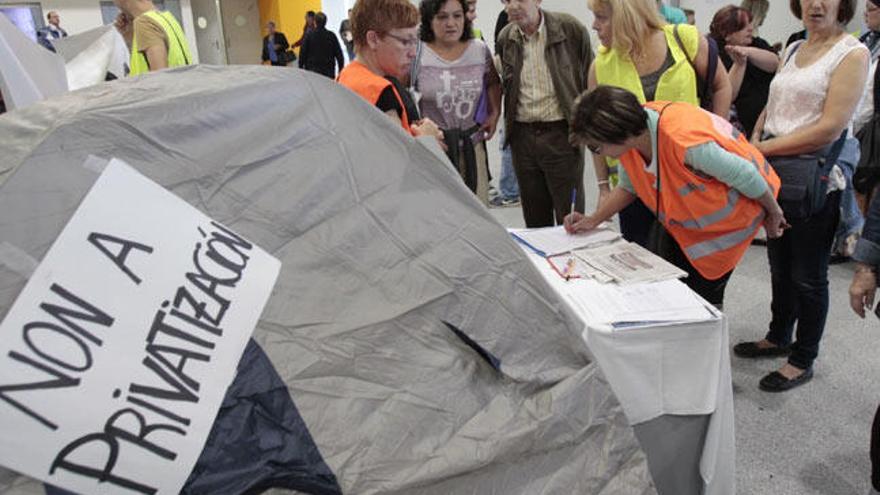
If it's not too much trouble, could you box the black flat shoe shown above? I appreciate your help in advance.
[733,341,791,358]
[759,368,813,392]
[751,237,767,246]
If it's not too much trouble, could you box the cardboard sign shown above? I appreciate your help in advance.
[0,159,281,494]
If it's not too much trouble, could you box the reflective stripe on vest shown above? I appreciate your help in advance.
[660,188,739,229]
[130,11,192,76]
[685,214,764,260]
[596,24,701,179]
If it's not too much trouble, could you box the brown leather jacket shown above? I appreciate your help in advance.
[496,10,593,145]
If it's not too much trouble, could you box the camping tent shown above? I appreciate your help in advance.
[0,66,654,494]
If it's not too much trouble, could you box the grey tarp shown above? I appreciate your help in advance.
[0,65,655,494]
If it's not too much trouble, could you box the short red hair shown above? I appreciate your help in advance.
[350,0,419,47]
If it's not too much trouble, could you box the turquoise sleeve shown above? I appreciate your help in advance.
[683,142,770,199]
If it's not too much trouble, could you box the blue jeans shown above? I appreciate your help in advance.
[765,191,841,370]
[498,127,519,200]
[833,138,864,252]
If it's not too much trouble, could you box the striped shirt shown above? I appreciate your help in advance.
[515,14,564,122]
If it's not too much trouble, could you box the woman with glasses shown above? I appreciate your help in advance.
[586,0,732,249]
[338,0,444,142]
[564,86,785,307]
[413,0,501,204]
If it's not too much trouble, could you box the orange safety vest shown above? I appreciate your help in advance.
[337,60,414,135]
[621,101,781,280]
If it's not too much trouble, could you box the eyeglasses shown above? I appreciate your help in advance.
[586,142,602,155]
[384,32,419,49]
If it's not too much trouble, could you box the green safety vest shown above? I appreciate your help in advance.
[595,24,700,185]
[130,10,192,76]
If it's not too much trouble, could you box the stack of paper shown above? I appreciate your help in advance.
[510,225,620,257]
[572,241,686,285]
[564,279,717,329]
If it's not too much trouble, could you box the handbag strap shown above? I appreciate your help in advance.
[409,40,423,91]
[653,103,676,219]
[672,25,712,99]
[820,130,849,175]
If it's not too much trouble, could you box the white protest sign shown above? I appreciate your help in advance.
[0,159,281,494]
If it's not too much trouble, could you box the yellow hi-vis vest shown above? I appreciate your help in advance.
[130,10,192,76]
[595,24,701,185]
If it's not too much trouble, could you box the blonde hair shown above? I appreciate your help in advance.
[587,0,665,59]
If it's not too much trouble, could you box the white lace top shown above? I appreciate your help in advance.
[765,35,867,138]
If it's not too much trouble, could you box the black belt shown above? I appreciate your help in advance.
[443,124,481,194]
[514,120,567,130]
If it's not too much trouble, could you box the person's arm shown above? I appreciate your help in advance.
[483,71,502,140]
[851,195,880,317]
[757,47,869,156]
[564,187,636,233]
[132,16,169,72]
[480,46,502,140]
[277,33,289,52]
[335,36,345,73]
[726,46,747,100]
[293,25,307,48]
[685,142,787,237]
[743,45,779,73]
[694,34,732,117]
[751,108,767,143]
[144,44,169,71]
[579,22,594,85]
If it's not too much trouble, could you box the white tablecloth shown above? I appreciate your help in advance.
[524,249,736,495]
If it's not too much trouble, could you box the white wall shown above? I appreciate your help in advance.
[1,0,199,62]
[679,0,868,47]
[459,0,869,55]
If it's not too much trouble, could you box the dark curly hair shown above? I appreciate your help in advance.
[419,0,474,43]
[789,0,856,25]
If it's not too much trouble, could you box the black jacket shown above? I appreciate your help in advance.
[262,32,290,64]
[298,27,345,78]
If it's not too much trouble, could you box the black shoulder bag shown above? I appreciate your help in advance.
[672,24,718,111]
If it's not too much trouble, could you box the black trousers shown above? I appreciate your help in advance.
[652,224,732,307]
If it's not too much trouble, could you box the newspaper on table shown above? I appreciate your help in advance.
[572,241,687,285]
